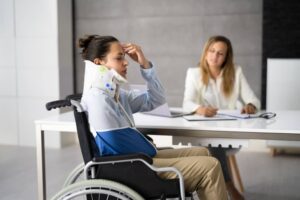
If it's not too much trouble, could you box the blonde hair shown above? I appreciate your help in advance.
[198,35,235,97]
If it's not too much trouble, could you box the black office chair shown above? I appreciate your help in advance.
[46,95,188,200]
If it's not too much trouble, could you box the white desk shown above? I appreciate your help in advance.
[35,110,300,200]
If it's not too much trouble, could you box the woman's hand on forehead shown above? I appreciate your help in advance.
[121,43,150,68]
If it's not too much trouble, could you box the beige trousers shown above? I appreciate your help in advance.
[153,147,228,200]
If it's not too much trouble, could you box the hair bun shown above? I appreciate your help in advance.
[78,34,99,48]
[78,35,118,61]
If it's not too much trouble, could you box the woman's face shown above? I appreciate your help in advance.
[100,42,129,78]
[205,41,228,69]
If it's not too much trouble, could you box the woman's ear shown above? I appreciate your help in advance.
[93,58,101,65]
[93,58,106,65]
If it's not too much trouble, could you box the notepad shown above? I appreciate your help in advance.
[217,110,260,119]
[183,110,267,121]
[183,114,237,121]
[218,110,276,119]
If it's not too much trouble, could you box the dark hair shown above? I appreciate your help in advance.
[78,35,119,61]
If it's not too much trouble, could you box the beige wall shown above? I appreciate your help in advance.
[74,0,263,107]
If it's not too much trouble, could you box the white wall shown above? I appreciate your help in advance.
[245,59,300,152]
[0,0,73,147]
[267,59,300,110]
[266,58,300,149]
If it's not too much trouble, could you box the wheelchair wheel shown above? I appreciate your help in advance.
[63,163,85,187]
[51,179,144,200]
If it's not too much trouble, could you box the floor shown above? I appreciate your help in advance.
[0,144,300,200]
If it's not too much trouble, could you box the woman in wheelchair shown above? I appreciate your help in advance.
[78,34,228,200]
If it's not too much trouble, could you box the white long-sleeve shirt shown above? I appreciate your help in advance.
[182,66,260,112]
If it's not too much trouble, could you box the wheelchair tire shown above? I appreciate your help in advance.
[51,179,144,200]
[63,162,85,187]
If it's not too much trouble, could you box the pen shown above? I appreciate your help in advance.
[203,99,218,110]
[241,111,250,118]
[203,99,212,107]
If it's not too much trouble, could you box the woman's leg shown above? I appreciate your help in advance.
[208,147,231,182]
[153,147,228,200]
[155,146,210,158]
[208,147,244,200]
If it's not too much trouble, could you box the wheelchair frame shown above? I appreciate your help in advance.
[46,96,188,200]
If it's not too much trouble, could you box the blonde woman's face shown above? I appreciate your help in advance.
[205,41,227,69]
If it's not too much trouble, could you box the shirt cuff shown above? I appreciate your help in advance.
[140,62,155,80]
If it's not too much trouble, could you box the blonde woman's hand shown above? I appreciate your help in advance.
[196,106,218,117]
[122,43,150,68]
[241,103,257,114]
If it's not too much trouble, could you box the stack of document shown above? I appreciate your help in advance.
[183,110,259,121]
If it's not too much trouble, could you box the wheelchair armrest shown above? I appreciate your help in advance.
[92,153,153,165]
[46,99,71,110]
[66,93,82,101]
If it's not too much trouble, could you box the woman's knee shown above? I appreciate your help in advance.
[210,157,222,170]
[190,146,211,156]
[197,156,221,173]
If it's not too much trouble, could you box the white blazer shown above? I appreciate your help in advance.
[182,66,260,112]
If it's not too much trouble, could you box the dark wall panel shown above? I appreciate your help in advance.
[262,0,300,108]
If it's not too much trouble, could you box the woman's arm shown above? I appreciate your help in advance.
[182,68,202,112]
[238,67,261,113]
[182,68,218,117]
[82,90,157,157]
[122,43,166,113]
[127,64,167,113]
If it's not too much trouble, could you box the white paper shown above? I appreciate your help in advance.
[217,110,259,119]
[183,114,237,121]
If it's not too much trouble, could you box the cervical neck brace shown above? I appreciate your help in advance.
[110,68,128,84]
[83,60,127,98]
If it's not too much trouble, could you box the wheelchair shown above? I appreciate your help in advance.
[46,94,195,200]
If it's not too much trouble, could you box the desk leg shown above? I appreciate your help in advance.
[36,125,46,200]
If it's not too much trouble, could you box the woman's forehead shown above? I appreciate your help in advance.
[208,42,227,53]
[109,42,123,53]
[210,41,227,49]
